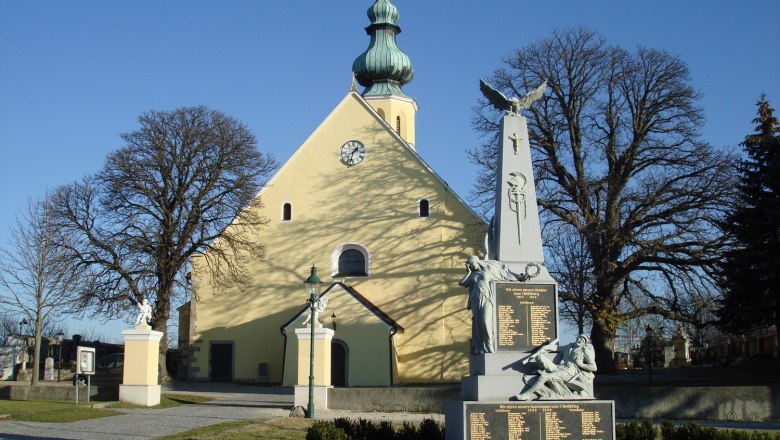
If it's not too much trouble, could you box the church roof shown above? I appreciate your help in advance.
[280,282,404,334]
[352,0,414,98]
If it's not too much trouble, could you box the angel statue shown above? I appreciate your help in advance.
[459,255,527,354]
[479,79,547,116]
[302,297,329,327]
[133,298,153,327]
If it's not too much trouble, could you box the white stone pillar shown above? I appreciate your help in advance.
[293,325,334,409]
[119,328,163,406]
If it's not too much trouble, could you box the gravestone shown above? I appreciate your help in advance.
[445,86,615,439]
[44,357,54,381]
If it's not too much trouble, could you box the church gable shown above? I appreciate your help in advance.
[258,91,480,238]
[262,91,436,209]
[280,282,403,386]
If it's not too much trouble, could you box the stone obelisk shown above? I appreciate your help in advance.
[493,114,552,281]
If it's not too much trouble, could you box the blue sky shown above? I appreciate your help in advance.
[1,1,779,342]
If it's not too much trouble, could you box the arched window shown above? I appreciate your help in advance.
[419,199,430,218]
[377,108,386,121]
[331,244,369,277]
[338,249,366,276]
[282,203,292,221]
[395,116,401,135]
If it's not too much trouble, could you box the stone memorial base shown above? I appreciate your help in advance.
[294,385,332,408]
[119,384,162,406]
[445,400,615,440]
[16,370,32,382]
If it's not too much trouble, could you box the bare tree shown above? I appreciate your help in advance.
[0,313,18,346]
[471,28,735,373]
[0,197,81,384]
[546,224,592,335]
[50,106,277,379]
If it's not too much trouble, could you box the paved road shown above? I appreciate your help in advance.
[0,384,443,440]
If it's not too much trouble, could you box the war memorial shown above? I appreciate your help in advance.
[444,81,616,439]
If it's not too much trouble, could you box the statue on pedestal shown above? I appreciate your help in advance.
[512,334,597,400]
[479,79,547,116]
[302,297,328,327]
[459,255,526,354]
[133,298,153,328]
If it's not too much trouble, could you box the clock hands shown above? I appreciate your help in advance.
[349,146,361,163]
[345,146,363,165]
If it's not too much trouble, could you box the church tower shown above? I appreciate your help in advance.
[352,0,418,149]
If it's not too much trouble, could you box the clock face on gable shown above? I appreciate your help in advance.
[340,140,366,166]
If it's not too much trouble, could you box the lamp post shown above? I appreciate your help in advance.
[55,331,65,382]
[645,325,654,383]
[303,265,322,419]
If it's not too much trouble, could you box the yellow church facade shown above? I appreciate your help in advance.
[184,0,485,386]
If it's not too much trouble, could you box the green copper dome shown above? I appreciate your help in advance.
[352,0,414,98]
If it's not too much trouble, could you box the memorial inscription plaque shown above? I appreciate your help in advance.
[495,283,557,352]
[466,401,615,440]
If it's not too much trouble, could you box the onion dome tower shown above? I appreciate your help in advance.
[352,0,418,148]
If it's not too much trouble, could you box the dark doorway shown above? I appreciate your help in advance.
[331,340,348,387]
[210,343,233,382]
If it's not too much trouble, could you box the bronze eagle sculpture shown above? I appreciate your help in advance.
[479,79,547,115]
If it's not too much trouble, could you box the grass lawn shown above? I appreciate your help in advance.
[109,393,213,409]
[0,400,116,422]
[156,417,313,440]
[0,393,214,423]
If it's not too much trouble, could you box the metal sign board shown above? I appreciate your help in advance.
[76,346,96,375]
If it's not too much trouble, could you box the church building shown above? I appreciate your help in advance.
[183,0,485,386]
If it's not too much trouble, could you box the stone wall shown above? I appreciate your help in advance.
[329,385,460,412]
[0,383,118,401]
[597,384,780,421]
[328,384,780,421]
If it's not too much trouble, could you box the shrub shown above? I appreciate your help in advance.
[306,420,348,440]
[353,418,378,440]
[305,417,444,440]
[333,418,355,438]
[418,418,444,440]
[395,421,419,440]
[658,421,780,440]
[375,421,395,440]
[616,419,657,440]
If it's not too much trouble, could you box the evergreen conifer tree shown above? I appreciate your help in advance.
[718,95,780,337]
